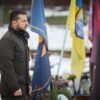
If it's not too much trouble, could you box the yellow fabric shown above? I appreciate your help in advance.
[67,0,76,36]
[39,35,44,43]
[67,0,85,78]
[39,36,46,57]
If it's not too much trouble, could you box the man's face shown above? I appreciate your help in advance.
[14,14,29,31]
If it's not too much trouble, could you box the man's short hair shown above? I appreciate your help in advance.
[9,10,26,24]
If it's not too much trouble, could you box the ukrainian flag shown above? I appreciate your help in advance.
[67,0,85,78]
[31,0,51,99]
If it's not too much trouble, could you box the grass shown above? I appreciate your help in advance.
[46,16,67,25]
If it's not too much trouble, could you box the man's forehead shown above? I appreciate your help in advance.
[18,14,27,19]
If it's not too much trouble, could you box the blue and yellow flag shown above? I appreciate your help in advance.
[31,0,51,99]
[67,0,85,78]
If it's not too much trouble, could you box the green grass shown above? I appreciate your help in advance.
[46,16,67,25]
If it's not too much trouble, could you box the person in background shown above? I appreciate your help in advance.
[0,10,32,100]
[29,54,36,70]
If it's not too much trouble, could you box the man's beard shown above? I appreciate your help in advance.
[16,25,27,31]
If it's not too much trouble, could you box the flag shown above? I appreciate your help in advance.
[95,0,100,34]
[88,0,93,42]
[88,0,97,64]
[31,0,51,99]
[67,0,85,78]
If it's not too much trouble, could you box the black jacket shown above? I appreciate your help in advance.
[0,26,30,96]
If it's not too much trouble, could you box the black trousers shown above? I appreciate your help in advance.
[1,84,29,100]
[2,95,26,100]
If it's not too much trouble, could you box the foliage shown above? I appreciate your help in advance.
[38,85,72,100]
[67,74,76,81]
[57,88,73,100]
[0,0,3,5]
[49,86,58,100]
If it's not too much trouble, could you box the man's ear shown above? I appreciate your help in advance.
[12,20,17,28]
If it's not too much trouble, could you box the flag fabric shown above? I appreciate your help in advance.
[95,0,100,35]
[67,0,85,78]
[88,0,93,42]
[31,0,51,99]
[88,0,95,89]
[88,0,97,64]
[31,0,48,46]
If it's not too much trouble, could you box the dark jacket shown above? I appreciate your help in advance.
[0,26,30,96]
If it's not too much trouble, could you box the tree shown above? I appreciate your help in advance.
[0,0,4,26]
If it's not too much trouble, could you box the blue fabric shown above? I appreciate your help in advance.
[76,0,83,8]
[32,43,51,100]
[32,42,51,99]
[31,0,51,99]
[31,0,48,46]
[75,19,84,38]
[75,0,84,38]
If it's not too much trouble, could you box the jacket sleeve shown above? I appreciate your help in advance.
[0,38,19,94]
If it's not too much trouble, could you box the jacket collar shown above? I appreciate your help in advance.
[8,26,30,41]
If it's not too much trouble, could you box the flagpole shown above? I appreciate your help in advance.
[57,28,69,75]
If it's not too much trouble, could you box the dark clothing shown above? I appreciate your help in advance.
[2,95,26,100]
[92,35,100,100]
[0,26,30,98]
[91,0,100,100]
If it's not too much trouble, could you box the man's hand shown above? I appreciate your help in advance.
[29,85,32,95]
[14,88,22,96]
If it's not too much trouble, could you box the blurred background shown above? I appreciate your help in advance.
[0,0,92,99]
[0,0,90,25]
[0,0,91,76]
[0,0,92,82]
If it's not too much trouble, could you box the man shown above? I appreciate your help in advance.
[0,10,32,100]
